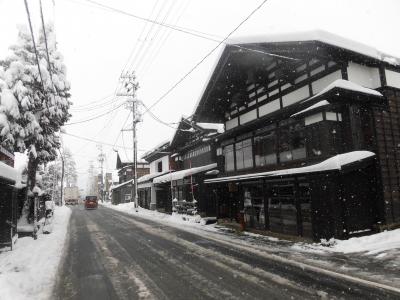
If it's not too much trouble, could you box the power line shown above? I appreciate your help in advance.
[24,0,47,96]
[138,0,191,79]
[112,110,132,150]
[64,0,295,62]
[70,96,117,111]
[70,96,123,112]
[120,0,161,76]
[143,0,269,115]
[64,101,125,126]
[39,0,57,97]
[126,0,170,75]
[71,93,114,109]
[62,131,148,151]
[133,0,178,75]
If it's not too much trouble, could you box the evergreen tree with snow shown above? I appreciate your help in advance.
[63,147,77,187]
[0,23,71,191]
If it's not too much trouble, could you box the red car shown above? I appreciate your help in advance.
[85,196,98,209]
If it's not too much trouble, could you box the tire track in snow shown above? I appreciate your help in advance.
[86,218,163,300]
[107,208,400,299]
[105,210,315,299]
[96,210,241,299]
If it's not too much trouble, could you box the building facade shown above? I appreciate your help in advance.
[192,30,400,240]
[111,153,150,205]
[138,141,171,210]
[152,118,223,216]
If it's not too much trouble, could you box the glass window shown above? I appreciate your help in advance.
[291,122,306,160]
[254,131,277,167]
[223,144,235,172]
[279,126,292,162]
[279,121,306,162]
[236,139,253,170]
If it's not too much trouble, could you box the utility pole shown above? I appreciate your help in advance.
[59,150,65,206]
[97,145,105,202]
[117,72,140,207]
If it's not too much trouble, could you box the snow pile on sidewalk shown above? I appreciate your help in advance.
[0,206,71,300]
[293,229,400,259]
[328,229,400,255]
[102,202,218,230]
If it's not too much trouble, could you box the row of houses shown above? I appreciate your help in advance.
[111,30,400,241]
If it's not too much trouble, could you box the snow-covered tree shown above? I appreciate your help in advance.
[0,23,71,190]
[41,160,62,203]
[63,148,77,187]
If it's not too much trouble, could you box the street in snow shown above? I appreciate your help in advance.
[1,0,400,299]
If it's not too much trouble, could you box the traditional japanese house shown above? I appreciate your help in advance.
[153,117,223,216]
[111,152,149,205]
[192,30,400,240]
[138,141,171,210]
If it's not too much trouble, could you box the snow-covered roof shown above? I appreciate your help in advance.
[118,151,148,165]
[306,79,383,103]
[290,80,383,117]
[291,100,330,117]
[153,163,217,184]
[192,29,396,119]
[0,161,18,183]
[137,170,170,183]
[141,139,170,159]
[110,179,133,191]
[196,122,224,133]
[205,151,375,183]
[227,29,400,66]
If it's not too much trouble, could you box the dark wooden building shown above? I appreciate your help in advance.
[0,161,19,248]
[192,30,400,240]
[111,152,150,204]
[153,118,223,216]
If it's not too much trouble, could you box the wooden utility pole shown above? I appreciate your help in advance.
[97,145,105,202]
[117,73,140,207]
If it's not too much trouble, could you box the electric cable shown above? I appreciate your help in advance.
[138,0,191,79]
[143,0,269,115]
[64,101,125,126]
[24,0,47,96]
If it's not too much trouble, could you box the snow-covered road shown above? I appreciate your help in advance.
[54,205,400,299]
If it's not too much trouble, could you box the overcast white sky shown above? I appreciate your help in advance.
[1,0,400,192]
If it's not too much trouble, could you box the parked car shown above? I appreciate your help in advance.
[65,198,78,205]
[85,196,98,210]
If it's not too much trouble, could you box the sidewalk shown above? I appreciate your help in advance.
[0,206,71,300]
[102,202,400,289]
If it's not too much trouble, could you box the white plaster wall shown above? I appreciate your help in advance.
[385,69,400,88]
[312,70,342,94]
[282,85,310,107]
[347,62,381,89]
[225,117,238,130]
[259,99,280,116]
[150,155,170,174]
[305,113,324,126]
[325,112,337,121]
[239,109,257,124]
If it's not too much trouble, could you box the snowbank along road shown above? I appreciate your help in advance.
[54,205,400,300]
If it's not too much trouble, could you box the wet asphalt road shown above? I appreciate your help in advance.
[54,206,400,300]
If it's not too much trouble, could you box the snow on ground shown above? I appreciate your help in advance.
[103,202,400,287]
[324,229,400,255]
[292,229,400,259]
[101,202,219,231]
[0,206,71,300]
[103,202,400,258]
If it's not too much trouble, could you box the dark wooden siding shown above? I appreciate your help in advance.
[373,88,400,223]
